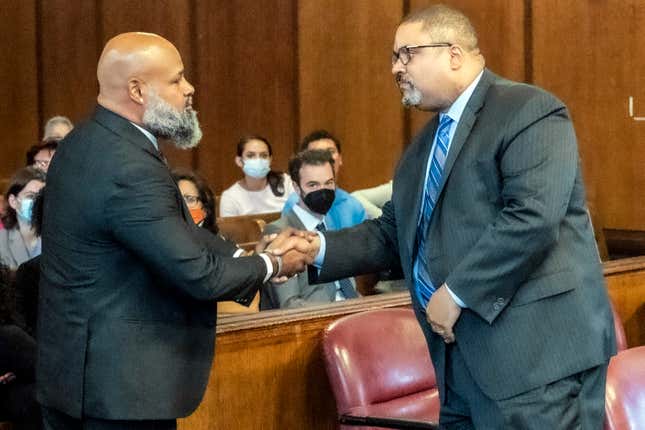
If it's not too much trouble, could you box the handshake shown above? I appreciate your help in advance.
[256,228,321,281]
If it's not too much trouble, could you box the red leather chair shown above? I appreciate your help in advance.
[604,346,645,430]
[322,308,439,429]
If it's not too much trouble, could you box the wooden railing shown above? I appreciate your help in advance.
[178,256,645,430]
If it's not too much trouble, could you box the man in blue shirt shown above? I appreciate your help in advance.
[282,130,366,229]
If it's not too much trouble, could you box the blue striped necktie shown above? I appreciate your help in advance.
[316,222,358,299]
[414,114,453,308]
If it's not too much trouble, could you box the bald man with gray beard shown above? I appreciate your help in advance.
[37,32,311,429]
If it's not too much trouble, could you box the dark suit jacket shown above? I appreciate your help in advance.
[37,106,267,420]
[315,70,616,400]
[263,209,356,308]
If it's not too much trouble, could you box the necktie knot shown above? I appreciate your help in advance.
[316,222,326,232]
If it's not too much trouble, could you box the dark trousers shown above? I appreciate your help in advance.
[439,344,608,430]
[41,406,176,430]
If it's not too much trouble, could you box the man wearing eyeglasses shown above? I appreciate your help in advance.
[303,4,615,429]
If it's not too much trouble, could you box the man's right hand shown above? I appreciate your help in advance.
[261,227,322,282]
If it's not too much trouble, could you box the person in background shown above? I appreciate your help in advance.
[351,180,393,219]
[173,168,259,313]
[0,168,46,269]
[219,135,294,217]
[0,196,6,230]
[13,187,45,338]
[26,137,59,173]
[282,130,366,229]
[0,263,42,430]
[42,116,73,141]
[264,150,358,309]
[172,168,219,234]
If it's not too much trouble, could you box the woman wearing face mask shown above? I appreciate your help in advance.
[219,135,294,217]
[0,167,46,270]
[171,168,219,234]
[173,168,261,314]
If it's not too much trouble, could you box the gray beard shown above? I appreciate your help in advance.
[401,85,423,108]
[142,92,203,149]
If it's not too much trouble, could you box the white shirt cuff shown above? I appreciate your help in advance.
[233,248,245,258]
[445,284,467,308]
[313,231,326,268]
[259,253,274,283]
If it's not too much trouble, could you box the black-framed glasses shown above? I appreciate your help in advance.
[182,194,201,208]
[391,43,452,65]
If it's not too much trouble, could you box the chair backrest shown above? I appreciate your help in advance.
[604,346,645,430]
[611,301,628,352]
[216,215,265,246]
[322,308,437,415]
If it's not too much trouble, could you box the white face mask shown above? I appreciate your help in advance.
[242,158,271,179]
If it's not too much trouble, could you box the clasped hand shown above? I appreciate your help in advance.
[256,227,321,281]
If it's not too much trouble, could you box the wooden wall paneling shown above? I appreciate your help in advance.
[194,0,298,194]
[532,1,645,231]
[298,0,405,191]
[407,0,527,138]
[99,0,195,169]
[0,0,39,183]
[38,0,99,141]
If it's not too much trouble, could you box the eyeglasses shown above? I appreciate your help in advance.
[391,43,452,66]
[182,194,201,208]
[33,159,50,169]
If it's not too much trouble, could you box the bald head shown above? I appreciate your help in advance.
[96,32,193,124]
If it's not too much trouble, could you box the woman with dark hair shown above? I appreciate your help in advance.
[0,167,46,269]
[171,168,219,234]
[219,135,293,217]
[25,137,59,173]
[172,168,260,314]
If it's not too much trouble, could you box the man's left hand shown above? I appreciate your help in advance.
[426,284,461,344]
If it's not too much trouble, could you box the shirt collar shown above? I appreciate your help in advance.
[292,204,326,231]
[442,69,484,123]
[130,122,159,150]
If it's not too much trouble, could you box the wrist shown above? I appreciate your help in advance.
[264,250,283,277]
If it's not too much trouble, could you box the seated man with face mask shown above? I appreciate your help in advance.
[263,150,359,309]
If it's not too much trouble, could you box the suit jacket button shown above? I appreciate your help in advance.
[493,302,502,311]
[495,297,505,305]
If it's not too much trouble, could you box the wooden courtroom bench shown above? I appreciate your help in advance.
[178,256,645,430]
[216,212,281,251]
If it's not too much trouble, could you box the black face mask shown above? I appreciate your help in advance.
[302,188,335,215]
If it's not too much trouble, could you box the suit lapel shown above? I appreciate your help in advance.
[432,70,493,211]
[401,117,439,258]
[285,209,308,231]
[93,105,191,223]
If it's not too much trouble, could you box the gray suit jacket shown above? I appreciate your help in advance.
[0,228,36,270]
[263,209,356,308]
[37,106,266,420]
[314,70,616,400]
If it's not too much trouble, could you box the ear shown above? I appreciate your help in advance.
[448,45,465,70]
[336,153,343,167]
[7,194,18,210]
[235,156,244,168]
[292,180,301,195]
[128,78,145,105]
